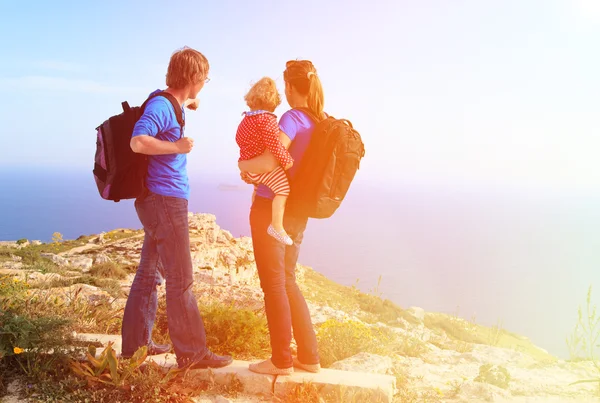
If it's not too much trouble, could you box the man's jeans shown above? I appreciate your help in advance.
[250,196,320,368]
[122,192,207,366]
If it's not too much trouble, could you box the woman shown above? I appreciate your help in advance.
[238,60,324,375]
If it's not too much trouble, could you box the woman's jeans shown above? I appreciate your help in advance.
[250,196,319,368]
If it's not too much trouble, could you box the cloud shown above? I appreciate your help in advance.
[0,75,145,95]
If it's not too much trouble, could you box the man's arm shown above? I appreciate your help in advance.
[131,135,193,155]
[130,96,194,155]
[184,98,200,110]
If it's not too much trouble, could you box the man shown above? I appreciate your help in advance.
[121,46,232,369]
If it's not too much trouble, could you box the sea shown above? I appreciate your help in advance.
[1,167,599,360]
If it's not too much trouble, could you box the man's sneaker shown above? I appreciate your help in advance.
[181,350,233,369]
[148,341,172,355]
[121,341,171,359]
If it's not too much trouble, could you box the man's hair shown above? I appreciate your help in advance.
[166,46,209,89]
[244,77,281,112]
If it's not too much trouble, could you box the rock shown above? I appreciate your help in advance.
[457,380,511,401]
[217,230,233,244]
[469,344,537,367]
[25,271,72,286]
[228,268,237,285]
[330,352,394,375]
[69,256,93,272]
[11,254,22,262]
[307,303,361,325]
[113,298,128,309]
[31,240,42,246]
[50,284,112,305]
[474,363,511,389]
[405,306,425,323]
[94,254,112,265]
[195,271,216,285]
[218,250,237,269]
[93,233,106,244]
[10,222,600,403]
[3,380,23,403]
[115,256,134,266]
[1,261,24,271]
[0,241,19,248]
[41,253,70,267]
[207,229,217,244]
[0,268,28,278]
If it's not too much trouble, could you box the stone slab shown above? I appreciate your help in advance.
[74,334,396,401]
[274,367,396,403]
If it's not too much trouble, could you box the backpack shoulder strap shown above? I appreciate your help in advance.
[294,107,326,124]
[140,91,186,129]
[156,92,185,129]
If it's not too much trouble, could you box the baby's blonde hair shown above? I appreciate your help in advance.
[244,77,281,112]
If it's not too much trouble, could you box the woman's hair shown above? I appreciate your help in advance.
[283,60,325,119]
[166,46,210,89]
[244,77,281,112]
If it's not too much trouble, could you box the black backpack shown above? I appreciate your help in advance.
[287,108,365,219]
[93,92,184,202]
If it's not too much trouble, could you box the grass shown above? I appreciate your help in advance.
[29,275,124,298]
[101,229,144,243]
[4,230,142,266]
[425,312,557,363]
[1,228,567,402]
[0,270,188,403]
[88,262,129,280]
[315,318,424,367]
[0,270,270,402]
[15,239,89,257]
[392,366,444,403]
[565,285,600,392]
[425,313,485,344]
[12,346,240,402]
[151,298,271,360]
[301,268,408,325]
[277,382,392,403]
[0,247,15,262]
[9,282,123,335]
[303,267,557,362]
[27,259,71,276]
[202,302,271,359]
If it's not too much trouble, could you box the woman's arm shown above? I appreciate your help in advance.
[260,118,294,169]
[238,131,292,174]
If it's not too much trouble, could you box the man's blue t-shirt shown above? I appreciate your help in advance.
[256,109,315,200]
[132,90,189,200]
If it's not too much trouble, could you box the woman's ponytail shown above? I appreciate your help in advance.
[307,72,325,120]
[284,60,325,119]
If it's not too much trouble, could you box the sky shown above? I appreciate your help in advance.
[1,0,600,360]
[0,0,599,193]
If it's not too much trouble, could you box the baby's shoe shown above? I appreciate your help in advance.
[268,224,293,246]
